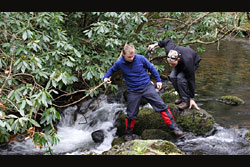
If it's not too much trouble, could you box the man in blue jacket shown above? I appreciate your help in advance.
[103,43,183,139]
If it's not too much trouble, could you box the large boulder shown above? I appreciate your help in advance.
[116,107,174,138]
[103,139,184,155]
[175,108,215,136]
[161,90,216,136]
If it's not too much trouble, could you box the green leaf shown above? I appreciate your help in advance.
[14,91,21,102]
[19,108,25,116]
[0,120,5,127]
[42,92,48,107]
[61,73,68,85]
[74,49,81,58]
[8,114,18,118]
[26,99,33,106]
[52,80,58,88]
[29,119,41,127]
[22,31,27,40]
[20,99,26,109]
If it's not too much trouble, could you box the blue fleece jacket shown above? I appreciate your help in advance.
[103,54,161,90]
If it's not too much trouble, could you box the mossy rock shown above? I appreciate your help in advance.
[176,108,215,136]
[116,107,173,137]
[216,95,244,105]
[103,139,184,155]
[111,136,126,146]
[245,131,250,141]
[161,89,179,104]
[141,129,173,140]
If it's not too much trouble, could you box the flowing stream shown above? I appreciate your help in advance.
[1,38,250,155]
[0,97,126,155]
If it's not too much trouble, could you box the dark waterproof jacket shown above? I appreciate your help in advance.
[158,38,201,98]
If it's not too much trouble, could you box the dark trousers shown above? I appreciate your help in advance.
[169,68,190,102]
[125,82,178,134]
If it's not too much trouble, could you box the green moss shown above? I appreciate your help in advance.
[103,139,184,155]
[161,89,179,104]
[245,131,250,141]
[176,109,215,136]
[217,95,244,105]
[150,140,181,154]
[141,129,172,140]
[136,109,170,135]
[116,107,173,137]
[138,107,154,114]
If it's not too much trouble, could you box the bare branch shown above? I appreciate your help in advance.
[11,73,45,90]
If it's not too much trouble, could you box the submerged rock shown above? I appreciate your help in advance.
[216,95,244,105]
[103,139,184,155]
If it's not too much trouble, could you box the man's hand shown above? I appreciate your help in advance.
[189,98,200,110]
[147,43,158,51]
[156,82,162,90]
[104,78,112,84]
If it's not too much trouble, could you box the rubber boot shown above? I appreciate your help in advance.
[160,108,183,136]
[125,118,136,141]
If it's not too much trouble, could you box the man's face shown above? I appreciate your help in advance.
[167,59,178,68]
[123,51,135,62]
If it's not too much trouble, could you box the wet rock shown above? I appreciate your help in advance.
[91,130,105,143]
[103,139,184,155]
[216,95,244,105]
[112,134,141,146]
[161,89,179,105]
[245,131,250,141]
[175,108,215,136]
[116,107,174,139]
[141,129,173,140]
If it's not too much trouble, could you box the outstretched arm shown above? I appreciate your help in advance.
[103,60,120,84]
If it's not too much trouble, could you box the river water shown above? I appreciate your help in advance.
[194,38,250,129]
[0,38,250,155]
[162,38,250,155]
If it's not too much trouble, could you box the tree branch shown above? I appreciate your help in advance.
[179,12,211,45]
[52,80,106,108]
[11,73,44,90]
[182,26,238,46]
[0,48,14,95]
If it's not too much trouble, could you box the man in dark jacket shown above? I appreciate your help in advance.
[103,43,183,139]
[148,38,201,110]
